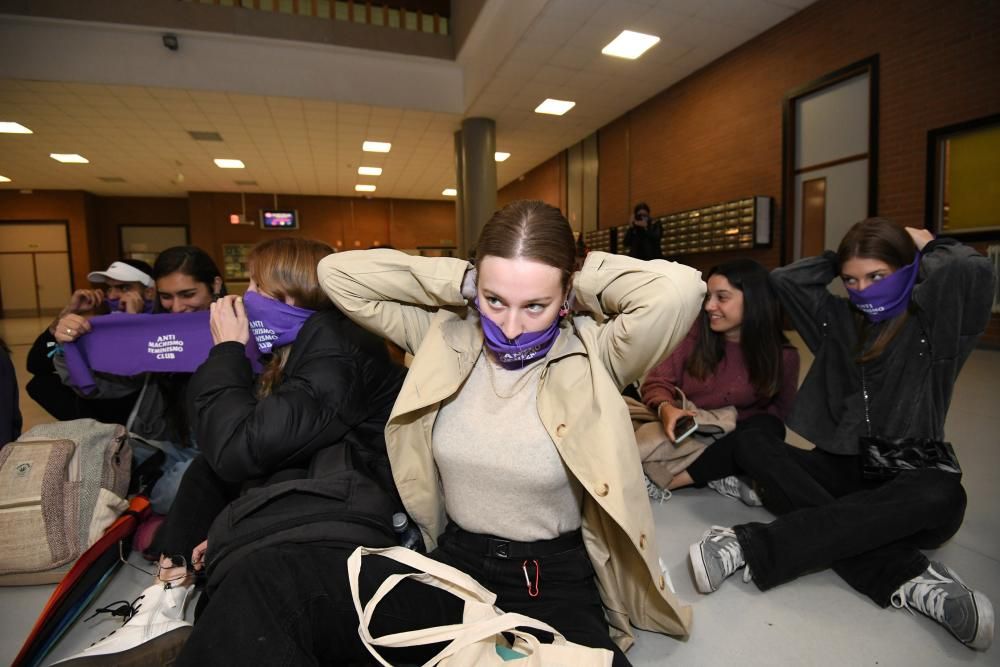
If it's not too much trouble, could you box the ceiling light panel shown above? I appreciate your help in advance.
[213,158,245,169]
[534,99,576,116]
[358,166,383,176]
[494,152,510,162]
[355,184,376,192]
[50,153,89,163]
[0,175,11,182]
[0,122,33,134]
[442,188,457,196]
[362,141,392,153]
[601,30,661,60]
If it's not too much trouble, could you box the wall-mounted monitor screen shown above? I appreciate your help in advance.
[260,210,298,230]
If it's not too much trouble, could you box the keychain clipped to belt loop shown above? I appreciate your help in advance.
[522,559,540,598]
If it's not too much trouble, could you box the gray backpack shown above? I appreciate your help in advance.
[0,419,131,585]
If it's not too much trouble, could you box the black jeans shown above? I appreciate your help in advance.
[730,433,967,606]
[148,454,240,562]
[686,413,786,486]
[178,526,630,666]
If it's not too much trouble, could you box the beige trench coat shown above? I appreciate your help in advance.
[318,249,705,650]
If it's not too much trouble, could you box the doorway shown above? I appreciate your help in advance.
[0,222,73,318]
[783,56,879,262]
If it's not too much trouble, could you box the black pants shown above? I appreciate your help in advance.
[178,526,630,666]
[729,433,967,606]
[148,454,240,562]
[686,413,786,486]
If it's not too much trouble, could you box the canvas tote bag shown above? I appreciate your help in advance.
[347,545,613,667]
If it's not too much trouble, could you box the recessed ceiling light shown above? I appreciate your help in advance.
[98,176,126,183]
[50,153,89,163]
[534,99,576,116]
[0,122,32,134]
[358,166,383,176]
[362,141,391,153]
[214,158,245,169]
[494,152,510,162]
[442,188,457,196]
[0,175,11,182]
[355,184,377,192]
[601,30,660,59]
[188,130,224,142]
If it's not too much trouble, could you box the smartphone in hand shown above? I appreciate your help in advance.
[674,415,698,443]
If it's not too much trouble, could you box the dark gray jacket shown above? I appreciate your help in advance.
[771,238,994,455]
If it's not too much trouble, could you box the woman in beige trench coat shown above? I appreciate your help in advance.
[319,200,705,663]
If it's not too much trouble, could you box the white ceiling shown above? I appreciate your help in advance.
[0,0,815,200]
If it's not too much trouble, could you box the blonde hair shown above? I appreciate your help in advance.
[247,238,333,396]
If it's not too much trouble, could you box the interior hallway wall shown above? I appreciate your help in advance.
[596,0,1000,341]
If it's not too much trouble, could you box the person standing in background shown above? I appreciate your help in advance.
[624,202,663,260]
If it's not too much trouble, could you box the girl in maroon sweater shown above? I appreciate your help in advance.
[640,259,799,502]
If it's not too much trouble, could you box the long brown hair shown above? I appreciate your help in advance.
[687,259,788,398]
[836,218,917,363]
[474,200,576,289]
[248,238,334,396]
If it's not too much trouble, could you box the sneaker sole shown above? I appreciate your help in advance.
[968,590,995,651]
[55,626,193,667]
[688,542,716,594]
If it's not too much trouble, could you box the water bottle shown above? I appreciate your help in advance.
[392,512,425,552]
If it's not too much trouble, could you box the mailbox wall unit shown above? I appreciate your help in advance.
[586,196,772,257]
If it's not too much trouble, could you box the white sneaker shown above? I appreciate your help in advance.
[55,581,193,666]
[644,474,672,503]
[707,475,763,507]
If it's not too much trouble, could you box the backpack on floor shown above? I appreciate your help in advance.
[0,419,132,585]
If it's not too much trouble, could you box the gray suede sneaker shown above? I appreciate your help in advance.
[689,525,751,594]
[644,474,672,504]
[707,475,763,507]
[891,561,994,650]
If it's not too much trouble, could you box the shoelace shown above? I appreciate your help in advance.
[80,593,146,646]
[892,576,948,622]
[709,528,753,583]
[645,475,672,504]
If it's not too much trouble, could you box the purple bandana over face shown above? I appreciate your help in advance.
[105,298,155,314]
[243,290,315,354]
[846,253,920,323]
[475,298,560,369]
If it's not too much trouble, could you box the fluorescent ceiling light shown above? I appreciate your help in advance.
[442,188,457,196]
[0,122,32,134]
[358,166,383,176]
[362,141,391,153]
[0,175,10,182]
[355,184,377,192]
[601,30,660,59]
[214,158,245,169]
[50,153,89,163]
[494,152,510,162]
[534,99,576,116]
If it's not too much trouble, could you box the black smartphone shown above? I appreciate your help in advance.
[674,415,698,443]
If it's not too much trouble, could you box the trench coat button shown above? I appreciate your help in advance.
[639,533,647,549]
[658,574,666,590]
[555,423,568,437]
[596,483,609,497]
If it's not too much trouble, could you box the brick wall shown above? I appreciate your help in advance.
[597,0,1000,342]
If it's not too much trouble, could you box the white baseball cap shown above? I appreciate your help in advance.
[87,261,154,288]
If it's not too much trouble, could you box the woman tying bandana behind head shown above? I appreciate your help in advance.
[56,237,406,666]
[157,199,705,667]
[688,219,996,652]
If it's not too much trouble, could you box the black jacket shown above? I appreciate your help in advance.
[771,238,994,454]
[188,307,406,495]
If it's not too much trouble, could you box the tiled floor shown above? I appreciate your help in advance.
[1,316,997,666]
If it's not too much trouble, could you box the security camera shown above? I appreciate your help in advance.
[162,34,179,51]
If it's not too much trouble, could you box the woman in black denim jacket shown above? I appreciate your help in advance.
[687,218,995,652]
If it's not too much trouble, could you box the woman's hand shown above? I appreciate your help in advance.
[191,540,209,571]
[658,401,697,444]
[905,226,934,252]
[210,295,250,345]
[120,290,146,314]
[53,313,92,343]
[64,288,104,315]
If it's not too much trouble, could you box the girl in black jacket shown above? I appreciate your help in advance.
[688,219,995,652]
[56,238,406,667]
